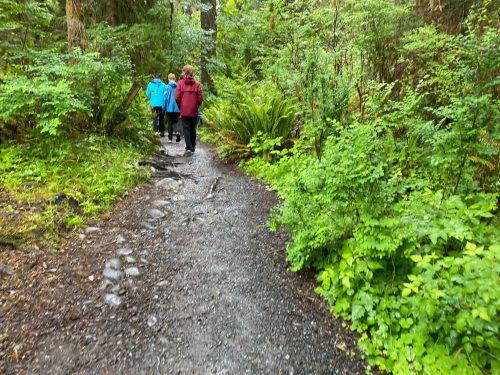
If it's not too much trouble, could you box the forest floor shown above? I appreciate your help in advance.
[1,139,366,374]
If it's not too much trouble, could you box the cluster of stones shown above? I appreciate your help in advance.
[100,239,144,307]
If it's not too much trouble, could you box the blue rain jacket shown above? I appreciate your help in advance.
[146,79,167,108]
[164,81,180,113]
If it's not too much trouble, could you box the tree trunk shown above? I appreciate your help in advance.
[169,0,175,63]
[106,82,142,134]
[66,0,87,50]
[200,0,217,95]
[109,0,118,26]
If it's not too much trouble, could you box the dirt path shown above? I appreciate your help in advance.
[1,140,365,374]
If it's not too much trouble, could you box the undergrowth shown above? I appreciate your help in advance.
[0,135,151,250]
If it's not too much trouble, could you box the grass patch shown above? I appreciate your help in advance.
[0,134,152,250]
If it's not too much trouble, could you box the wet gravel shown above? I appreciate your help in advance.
[5,140,366,374]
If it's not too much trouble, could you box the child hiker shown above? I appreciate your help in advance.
[164,73,181,143]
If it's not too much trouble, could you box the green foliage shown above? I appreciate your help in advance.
[240,23,499,369]
[64,215,86,229]
[123,2,201,76]
[0,135,150,248]
[204,81,297,152]
[0,51,89,135]
[218,0,270,76]
[264,115,499,372]
[346,0,413,82]
[0,0,55,67]
[316,242,500,374]
[203,1,500,373]
[2,0,499,372]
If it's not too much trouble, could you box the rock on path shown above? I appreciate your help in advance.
[17,140,365,374]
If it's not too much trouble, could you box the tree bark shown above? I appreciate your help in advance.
[169,0,175,61]
[106,82,142,134]
[109,0,118,26]
[66,0,87,50]
[200,0,217,95]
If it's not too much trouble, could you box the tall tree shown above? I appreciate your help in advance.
[66,0,87,50]
[200,0,217,95]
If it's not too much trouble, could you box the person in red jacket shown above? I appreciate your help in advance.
[174,65,203,155]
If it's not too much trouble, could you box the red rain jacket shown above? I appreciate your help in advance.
[174,76,203,117]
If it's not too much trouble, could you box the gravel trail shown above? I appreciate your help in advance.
[5,140,365,374]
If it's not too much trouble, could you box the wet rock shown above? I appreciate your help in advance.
[0,264,13,276]
[125,267,140,277]
[103,294,122,306]
[147,209,165,219]
[141,221,155,230]
[125,256,136,264]
[85,227,99,234]
[105,258,122,270]
[111,284,121,293]
[99,279,114,290]
[140,257,149,265]
[156,280,169,287]
[155,178,182,190]
[147,315,157,327]
[78,234,86,240]
[117,248,133,256]
[84,335,97,343]
[88,275,95,281]
[103,268,123,280]
[152,200,169,207]
[116,235,126,244]
[159,336,168,344]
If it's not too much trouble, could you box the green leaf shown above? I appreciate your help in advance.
[402,288,412,297]
[456,318,467,332]
[352,303,366,320]
[342,276,351,289]
[410,255,422,262]
[399,317,414,329]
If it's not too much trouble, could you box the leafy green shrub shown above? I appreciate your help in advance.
[204,83,297,152]
[0,46,138,136]
[214,1,500,374]
[263,116,499,373]
[346,0,413,82]
[0,70,89,135]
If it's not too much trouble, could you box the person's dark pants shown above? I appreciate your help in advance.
[152,106,165,135]
[166,112,180,140]
[182,116,197,151]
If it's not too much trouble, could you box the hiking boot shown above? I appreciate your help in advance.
[183,150,193,156]
[176,134,181,143]
[167,137,172,143]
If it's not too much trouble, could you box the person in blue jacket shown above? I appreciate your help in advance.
[146,73,167,136]
[197,109,203,126]
[164,73,181,142]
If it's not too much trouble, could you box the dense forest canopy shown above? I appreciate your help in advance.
[0,0,499,373]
